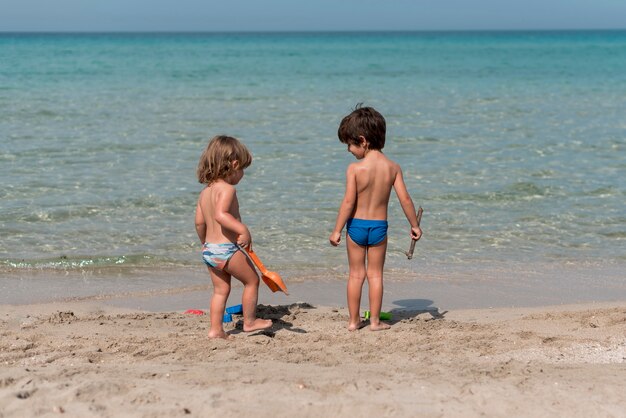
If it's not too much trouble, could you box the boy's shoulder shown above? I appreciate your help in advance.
[378,153,401,170]
[346,160,364,175]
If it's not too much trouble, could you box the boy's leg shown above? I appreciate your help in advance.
[366,239,390,331]
[346,234,367,331]
[208,267,232,339]
[224,251,272,332]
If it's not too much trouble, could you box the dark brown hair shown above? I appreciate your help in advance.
[337,104,386,150]
[197,135,252,185]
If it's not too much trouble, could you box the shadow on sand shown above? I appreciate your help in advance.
[387,298,448,323]
[230,302,311,337]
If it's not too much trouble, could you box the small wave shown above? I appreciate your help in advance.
[438,182,551,203]
[586,187,617,197]
[34,109,59,117]
[0,254,171,270]
[599,231,626,239]
[530,169,555,178]
[394,136,440,144]
[502,182,548,197]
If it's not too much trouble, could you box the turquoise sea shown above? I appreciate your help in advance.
[1,31,625,306]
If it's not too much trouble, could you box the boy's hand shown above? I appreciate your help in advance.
[329,231,342,246]
[237,229,251,248]
[411,226,422,241]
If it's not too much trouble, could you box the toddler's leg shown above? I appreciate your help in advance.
[225,251,272,332]
[366,240,390,331]
[346,235,367,331]
[208,268,232,339]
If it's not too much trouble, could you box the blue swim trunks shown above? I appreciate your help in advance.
[346,218,388,247]
[201,242,239,270]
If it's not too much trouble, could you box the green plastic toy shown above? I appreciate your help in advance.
[364,311,392,320]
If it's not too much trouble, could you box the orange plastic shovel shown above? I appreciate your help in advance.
[240,244,289,295]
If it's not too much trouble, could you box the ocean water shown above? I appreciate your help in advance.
[1,31,625,304]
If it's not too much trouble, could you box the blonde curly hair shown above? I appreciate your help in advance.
[197,135,252,185]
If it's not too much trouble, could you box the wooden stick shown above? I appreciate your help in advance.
[406,206,423,260]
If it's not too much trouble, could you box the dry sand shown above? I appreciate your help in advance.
[1,300,625,417]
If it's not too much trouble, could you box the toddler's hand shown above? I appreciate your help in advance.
[329,231,341,247]
[237,229,251,248]
[411,226,422,241]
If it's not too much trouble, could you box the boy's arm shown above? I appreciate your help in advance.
[194,200,207,243]
[393,168,422,241]
[330,165,357,246]
[213,185,251,246]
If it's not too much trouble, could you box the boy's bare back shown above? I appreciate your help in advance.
[348,151,407,221]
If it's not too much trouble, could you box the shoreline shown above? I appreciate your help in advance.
[1,299,624,417]
[2,260,625,310]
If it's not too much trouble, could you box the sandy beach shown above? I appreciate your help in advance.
[3,29,626,417]
[1,298,625,417]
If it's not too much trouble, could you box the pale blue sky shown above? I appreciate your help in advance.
[1,0,625,32]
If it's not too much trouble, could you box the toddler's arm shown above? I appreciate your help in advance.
[214,185,251,246]
[194,200,207,243]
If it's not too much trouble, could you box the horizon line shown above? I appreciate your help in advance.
[1,28,625,35]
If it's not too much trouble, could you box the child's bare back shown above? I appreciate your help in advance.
[196,180,242,246]
[349,151,400,221]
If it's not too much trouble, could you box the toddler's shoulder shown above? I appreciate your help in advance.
[211,180,235,192]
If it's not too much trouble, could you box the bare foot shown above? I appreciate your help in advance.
[208,330,232,339]
[347,320,368,331]
[369,321,391,331]
[243,318,272,332]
